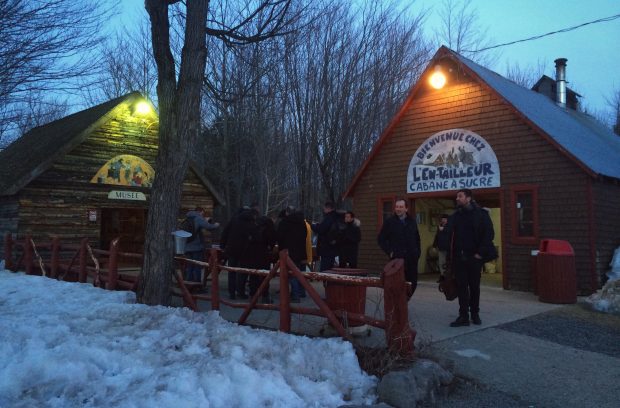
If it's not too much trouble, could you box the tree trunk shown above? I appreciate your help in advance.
[138,0,208,305]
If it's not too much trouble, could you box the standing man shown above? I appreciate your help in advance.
[449,189,496,327]
[377,199,421,299]
[184,207,220,282]
[311,201,339,271]
[433,214,451,280]
[339,211,361,268]
[247,203,276,303]
[276,206,308,303]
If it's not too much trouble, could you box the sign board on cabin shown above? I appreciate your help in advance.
[90,154,155,187]
[407,129,500,193]
[107,190,147,201]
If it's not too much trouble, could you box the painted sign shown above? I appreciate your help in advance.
[90,154,154,187]
[407,129,500,193]
[107,190,147,201]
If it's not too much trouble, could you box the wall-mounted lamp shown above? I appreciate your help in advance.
[133,100,152,116]
[429,65,447,89]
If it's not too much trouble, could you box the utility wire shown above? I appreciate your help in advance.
[463,13,620,53]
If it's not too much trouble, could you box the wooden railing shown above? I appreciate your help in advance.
[174,248,415,356]
[3,233,141,291]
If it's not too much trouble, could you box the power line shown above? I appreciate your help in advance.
[463,13,620,53]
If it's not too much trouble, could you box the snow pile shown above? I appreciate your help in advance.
[0,270,377,407]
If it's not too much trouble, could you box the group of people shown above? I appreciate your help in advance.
[377,189,496,327]
[182,188,496,327]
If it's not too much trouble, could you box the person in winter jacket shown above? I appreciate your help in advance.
[276,206,307,302]
[377,199,421,299]
[220,207,256,299]
[247,203,277,303]
[448,189,496,327]
[184,207,220,282]
[339,211,361,268]
[311,201,339,271]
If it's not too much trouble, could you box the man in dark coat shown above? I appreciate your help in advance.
[311,201,339,271]
[276,206,307,303]
[377,198,421,299]
[220,207,256,299]
[247,203,276,303]
[448,189,496,327]
[339,211,361,268]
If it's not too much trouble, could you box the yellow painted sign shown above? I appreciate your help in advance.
[91,155,154,187]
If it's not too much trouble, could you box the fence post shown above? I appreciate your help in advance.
[106,238,119,290]
[50,236,60,279]
[24,234,34,275]
[209,248,220,311]
[4,233,14,271]
[382,258,415,357]
[78,238,88,283]
[279,249,291,333]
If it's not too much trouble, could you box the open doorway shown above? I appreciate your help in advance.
[100,208,147,256]
[414,193,503,287]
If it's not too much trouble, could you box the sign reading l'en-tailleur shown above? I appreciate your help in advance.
[407,129,500,193]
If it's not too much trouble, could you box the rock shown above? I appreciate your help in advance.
[376,358,454,408]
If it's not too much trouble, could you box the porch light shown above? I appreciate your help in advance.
[429,65,446,89]
[134,101,151,115]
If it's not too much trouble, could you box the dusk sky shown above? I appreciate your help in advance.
[114,0,620,119]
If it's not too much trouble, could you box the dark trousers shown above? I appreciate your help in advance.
[403,255,419,297]
[319,255,336,272]
[454,257,483,316]
[227,257,239,297]
[249,262,271,299]
[185,250,204,282]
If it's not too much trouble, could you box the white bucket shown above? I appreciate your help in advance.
[172,230,192,255]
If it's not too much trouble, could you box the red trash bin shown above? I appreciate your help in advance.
[536,239,577,304]
[323,268,368,334]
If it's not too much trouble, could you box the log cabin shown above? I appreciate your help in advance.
[0,92,224,257]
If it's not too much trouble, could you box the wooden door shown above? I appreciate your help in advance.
[100,208,147,254]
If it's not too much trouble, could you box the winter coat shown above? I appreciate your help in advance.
[245,214,276,268]
[339,219,361,267]
[311,210,339,257]
[184,210,219,252]
[277,211,308,263]
[220,209,256,260]
[449,202,496,262]
[433,224,451,252]
[377,213,421,260]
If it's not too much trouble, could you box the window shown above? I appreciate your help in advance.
[510,185,539,244]
[378,197,395,229]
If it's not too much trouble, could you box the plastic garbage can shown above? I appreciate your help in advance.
[536,239,577,304]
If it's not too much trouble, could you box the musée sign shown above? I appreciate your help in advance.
[407,129,500,193]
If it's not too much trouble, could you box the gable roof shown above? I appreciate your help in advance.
[0,92,225,205]
[344,46,620,197]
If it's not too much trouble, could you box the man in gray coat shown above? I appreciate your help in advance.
[184,207,219,282]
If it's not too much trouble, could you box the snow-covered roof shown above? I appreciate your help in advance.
[455,50,620,179]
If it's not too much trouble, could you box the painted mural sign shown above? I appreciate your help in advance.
[90,154,154,187]
[407,129,500,193]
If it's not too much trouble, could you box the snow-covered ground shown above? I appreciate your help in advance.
[0,268,377,407]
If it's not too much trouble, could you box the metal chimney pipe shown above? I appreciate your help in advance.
[554,58,567,107]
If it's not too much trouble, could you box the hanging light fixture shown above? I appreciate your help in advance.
[429,65,447,89]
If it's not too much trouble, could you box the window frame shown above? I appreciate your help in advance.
[509,184,539,245]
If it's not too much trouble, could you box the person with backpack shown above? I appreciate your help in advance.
[339,211,361,268]
[183,207,220,282]
[311,201,340,271]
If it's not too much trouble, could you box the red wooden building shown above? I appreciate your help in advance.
[344,47,620,294]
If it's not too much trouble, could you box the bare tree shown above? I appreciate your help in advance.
[504,60,547,88]
[138,0,299,305]
[0,0,116,138]
[607,87,620,136]
[433,0,497,65]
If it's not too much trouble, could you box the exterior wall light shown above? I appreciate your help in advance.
[134,101,151,115]
[429,65,446,89]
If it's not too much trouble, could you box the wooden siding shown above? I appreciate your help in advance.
[352,78,596,293]
[8,105,215,251]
